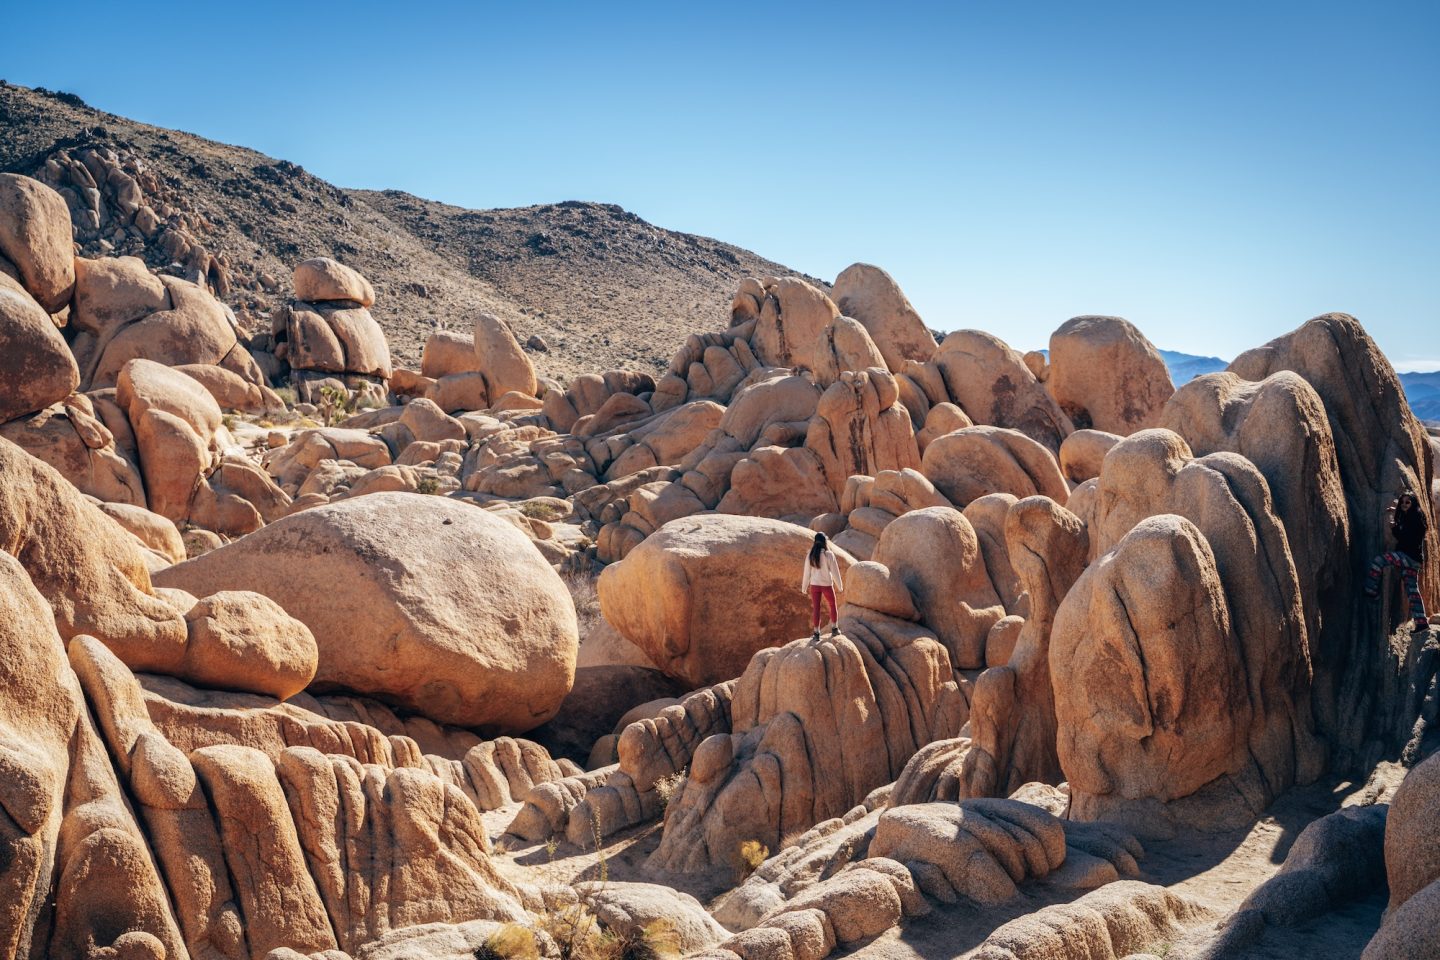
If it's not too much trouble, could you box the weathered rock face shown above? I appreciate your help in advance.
[0,172,76,312]
[116,358,289,536]
[811,314,888,387]
[744,276,841,368]
[649,612,966,870]
[1046,315,1174,433]
[0,553,188,960]
[117,357,223,521]
[421,329,481,378]
[1160,370,1358,751]
[474,311,538,400]
[971,880,1207,960]
[1384,751,1440,914]
[1229,313,1438,769]
[0,272,79,423]
[921,425,1069,509]
[1097,430,1322,788]
[931,330,1073,451]
[70,255,169,343]
[0,395,145,507]
[830,262,938,373]
[872,506,1003,669]
[1058,428,1121,485]
[87,274,257,391]
[1053,515,1250,829]
[961,496,1089,798]
[1052,499,1320,837]
[66,635,536,960]
[598,515,851,688]
[275,301,392,379]
[870,800,1068,905]
[0,435,187,660]
[156,493,579,733]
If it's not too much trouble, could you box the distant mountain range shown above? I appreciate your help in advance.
[1158,350,1440,425]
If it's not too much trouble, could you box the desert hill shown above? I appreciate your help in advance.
[0,80,813,376]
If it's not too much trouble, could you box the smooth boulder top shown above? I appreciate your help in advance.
[293,256,375,306]
[155,492,579,733]
[598,513,854,688]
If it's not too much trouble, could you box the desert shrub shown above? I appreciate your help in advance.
[737,839,769,880]
[415,475,440,495]
[317,383,355,426]
[603,920,680,960]
[521,499,569,522]
[272,385,298,407]
[653,772,685,811]
[537,906,604,960]
[474,924,540,960]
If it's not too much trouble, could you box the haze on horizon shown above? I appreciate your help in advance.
[3,0,1437,370]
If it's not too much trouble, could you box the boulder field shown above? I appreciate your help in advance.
[0,168,1437,959]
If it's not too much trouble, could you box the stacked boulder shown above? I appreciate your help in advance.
[271,256,392,404]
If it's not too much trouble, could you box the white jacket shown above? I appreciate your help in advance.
[801,549,843,592]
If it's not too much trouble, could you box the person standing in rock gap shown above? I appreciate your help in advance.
[1365,489,1430,632]
[802,532,843,640]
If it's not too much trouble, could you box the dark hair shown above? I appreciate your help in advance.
[809,532,828,568]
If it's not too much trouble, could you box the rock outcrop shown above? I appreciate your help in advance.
[829,263,938,373]
[961,496,1089,798]
[1228,313,1438,769]
[273,258,391,403]
[598,515,852,688]
[646,513,977,869]
[0,552,188,960]
[156,493,579,733]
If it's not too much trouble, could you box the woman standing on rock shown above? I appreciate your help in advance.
[1365,489,1430,631]
[802,532,843,640]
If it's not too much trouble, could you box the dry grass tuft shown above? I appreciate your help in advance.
[473,923,540,960]
[565,571,604,638]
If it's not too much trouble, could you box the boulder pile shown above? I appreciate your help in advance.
[1,163,1438,960]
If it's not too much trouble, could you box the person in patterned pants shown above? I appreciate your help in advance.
[1365,490,1430,632]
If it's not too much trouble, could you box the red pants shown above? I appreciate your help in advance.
[809,585,837,628]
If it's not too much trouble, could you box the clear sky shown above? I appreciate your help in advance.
[4,1,1437,369]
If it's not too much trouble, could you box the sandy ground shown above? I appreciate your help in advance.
[842,769,1397,960]
[477,760,1405,960]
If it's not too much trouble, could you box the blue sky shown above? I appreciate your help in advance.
[4,1,1437,369]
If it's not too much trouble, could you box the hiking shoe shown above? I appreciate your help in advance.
[829,626,839,639]
[811,629,820,641]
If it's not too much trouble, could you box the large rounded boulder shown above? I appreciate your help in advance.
[830,262,938,372]
[1046,315,1174,434]
[0,273,80,422]
[155,493,579,733]
[597,515,853,688]
[0,172,76,312]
